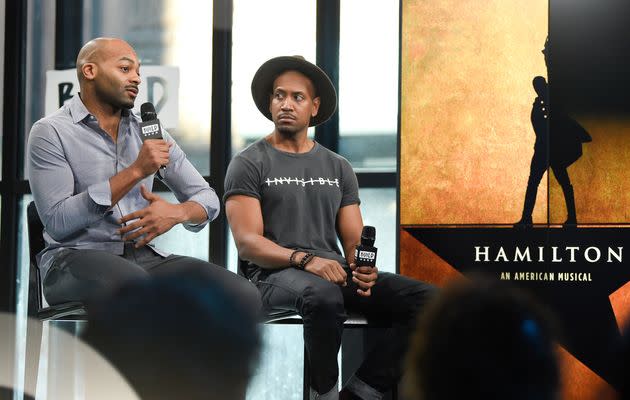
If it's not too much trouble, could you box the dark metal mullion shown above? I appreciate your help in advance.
[314,0,340,152]
[396,0,403,277]
[55,0,83,69]
[1,0,28,313]
[357,172,396,188]
[209,0,233,267]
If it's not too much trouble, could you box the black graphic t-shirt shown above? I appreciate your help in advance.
[224,138,360,273]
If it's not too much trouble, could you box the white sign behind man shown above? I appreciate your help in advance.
[45,66,179,129]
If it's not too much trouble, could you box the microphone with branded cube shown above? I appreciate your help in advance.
[139,102,167,174]
[139,102,163,141]
[355,226,378,269]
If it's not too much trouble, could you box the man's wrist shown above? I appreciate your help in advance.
[179,201,208,225]
[127,164,145,181]
[297,253,315,270]
[289,249,302,267]
[176,202,195,224]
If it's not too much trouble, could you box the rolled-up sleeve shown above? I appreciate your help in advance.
[160,131,219,232]
[28,121,111,241]
[87,180,113,206]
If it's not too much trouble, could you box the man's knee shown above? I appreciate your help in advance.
[300,281,345,319]
[159,258,262,314]
[394,278,438,318]
[43,249,148,304]
[241,279,263,314]
[413,282,438,308]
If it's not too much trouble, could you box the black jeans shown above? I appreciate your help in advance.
[43,244,261,312]
[250,266,436,395]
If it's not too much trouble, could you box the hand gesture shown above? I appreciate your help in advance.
[118,185,184,247]
[349,263,378,297]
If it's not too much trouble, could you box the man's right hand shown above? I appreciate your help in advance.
[304,256,347,286]
[132,140,172,178]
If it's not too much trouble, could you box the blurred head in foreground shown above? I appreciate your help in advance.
[82,271,260,400]
[405,277,559,400]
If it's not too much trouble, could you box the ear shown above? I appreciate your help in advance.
[311,97,320,118]
[82,63,97,81]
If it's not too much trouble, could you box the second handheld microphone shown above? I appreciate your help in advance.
[354,226,377,269]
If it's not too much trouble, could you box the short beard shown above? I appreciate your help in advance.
[275,124,299,137]
[96,83,135,110]
[114,93,135,110]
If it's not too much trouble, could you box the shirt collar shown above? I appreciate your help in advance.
[68,94,91,124]
[68,93,132,124]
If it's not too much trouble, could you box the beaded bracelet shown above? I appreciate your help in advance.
[297,252,315,270]
[289,249,301,267]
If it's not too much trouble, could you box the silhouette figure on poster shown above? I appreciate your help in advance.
[515,42,592,228]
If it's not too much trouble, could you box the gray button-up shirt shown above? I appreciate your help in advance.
[28,95,219,278]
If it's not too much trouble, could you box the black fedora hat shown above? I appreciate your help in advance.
[251,56,337,127]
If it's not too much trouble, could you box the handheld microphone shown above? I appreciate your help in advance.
[139,102,163,141]
[139,102,166,175]
[354,226,377,269]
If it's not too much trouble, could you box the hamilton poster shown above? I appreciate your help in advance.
[400,0,630,398]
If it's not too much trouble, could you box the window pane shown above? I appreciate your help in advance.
[23,1,213,177]
[84,0,213,175]
[17,196,31,319]
[22,0,55,178]
[15,195,31,398]
[358,188,396,274]
[246,325,304,400]
[339,1,398,171]
[231,0,316,155]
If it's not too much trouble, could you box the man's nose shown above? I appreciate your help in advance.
[130,72,141,85]
[280,98,293,109]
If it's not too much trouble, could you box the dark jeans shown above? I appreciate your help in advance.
[43,244,261,313]
[250,266,436,395]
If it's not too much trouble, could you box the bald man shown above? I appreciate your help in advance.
[28,38,260,310]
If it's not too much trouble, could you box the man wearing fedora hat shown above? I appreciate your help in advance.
[224,56,435,400]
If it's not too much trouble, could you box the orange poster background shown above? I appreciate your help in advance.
[400,0,547,225]
[399,1,629,397]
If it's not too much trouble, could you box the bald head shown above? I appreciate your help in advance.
[75,37,141,111]
[76,38,136,83]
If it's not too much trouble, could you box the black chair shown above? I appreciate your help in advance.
[27,201,86,320]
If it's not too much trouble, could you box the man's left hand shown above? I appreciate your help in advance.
[349,263,378,297]
[118,185,185,247]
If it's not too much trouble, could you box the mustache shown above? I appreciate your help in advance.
[277,112,296,119]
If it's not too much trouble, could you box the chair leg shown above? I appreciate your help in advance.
[35,322,51,398]
[303,345,310,400]
[23,318,44,397]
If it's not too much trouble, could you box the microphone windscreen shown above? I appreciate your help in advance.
[361,226,376,246]
[140,102,157,122]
